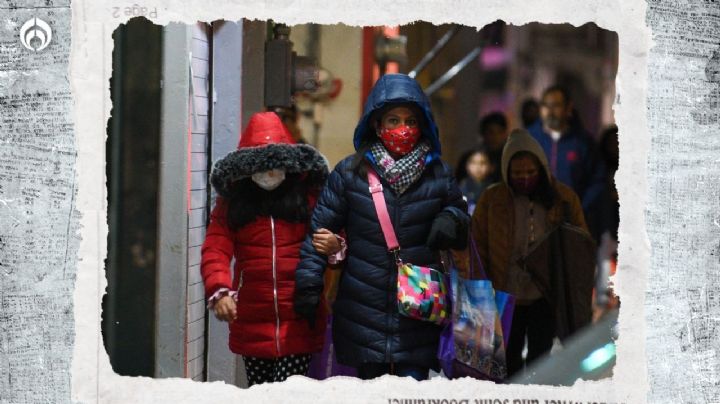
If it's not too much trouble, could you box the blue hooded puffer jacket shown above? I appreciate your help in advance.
[294,74,469,369]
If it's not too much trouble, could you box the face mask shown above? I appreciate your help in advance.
[378,125,421,156]
[510,175,540,195]
[251,169,285,191]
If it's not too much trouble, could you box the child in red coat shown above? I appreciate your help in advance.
[201,112,342,386]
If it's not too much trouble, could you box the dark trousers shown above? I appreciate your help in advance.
[243,354,312,386]
[506,299,555,377]
[357,363,430,381]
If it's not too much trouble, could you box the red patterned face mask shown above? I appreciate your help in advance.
[378,125,421,156]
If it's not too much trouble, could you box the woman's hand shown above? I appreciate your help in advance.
[313,228,341,255]
[213,295,237,322]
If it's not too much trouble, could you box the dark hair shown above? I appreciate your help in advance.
[520,98,540,127]
[225,172,320,230]
[541,85,571,105]
[372,102,425,129]
[508,151,556,210]
[521,98,539,111]
[455,146,491,182]
[350,141,372,177]
[478,112,508,136]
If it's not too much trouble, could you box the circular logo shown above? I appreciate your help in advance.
[20,17,52,52]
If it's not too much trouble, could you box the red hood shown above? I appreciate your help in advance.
[210,111,328,198]
[238,111,296,149]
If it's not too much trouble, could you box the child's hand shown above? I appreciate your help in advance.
[213,295,237,322]
[313,228,341,256]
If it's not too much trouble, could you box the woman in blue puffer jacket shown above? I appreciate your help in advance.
[294,74,469,381]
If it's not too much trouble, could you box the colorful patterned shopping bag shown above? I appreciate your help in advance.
[438,239,515,381]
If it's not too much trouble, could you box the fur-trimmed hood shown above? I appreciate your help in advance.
[210,112,328,198]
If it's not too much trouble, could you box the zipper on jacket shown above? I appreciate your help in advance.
[270,216,282,356]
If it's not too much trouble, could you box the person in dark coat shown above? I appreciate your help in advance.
[592,124,619,318]
[201,112,339,386]
[520,98,540,129]
[478,112,509,184]
[527,85,605,229]
[293,74,470,381]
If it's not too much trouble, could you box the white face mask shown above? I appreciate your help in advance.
[251,169,286,191]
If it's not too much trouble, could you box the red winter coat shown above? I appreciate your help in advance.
[201,112,328,358]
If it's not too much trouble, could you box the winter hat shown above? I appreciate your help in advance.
[210,112,328,197]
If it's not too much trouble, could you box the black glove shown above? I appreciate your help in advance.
[293,293,319,329]
[426,211,467,250]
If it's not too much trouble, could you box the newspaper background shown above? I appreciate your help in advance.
[0,2,81,403]
[0,0,716,402]
[645,1,720,403]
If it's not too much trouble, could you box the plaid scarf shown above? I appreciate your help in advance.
[370,141,431,195]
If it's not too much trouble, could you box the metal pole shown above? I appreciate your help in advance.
[408,26,460,78]
[206,18,244,386]
[307,24,321,148]
[424,46,482,96]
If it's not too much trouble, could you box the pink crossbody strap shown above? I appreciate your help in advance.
[367,169,400,251]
